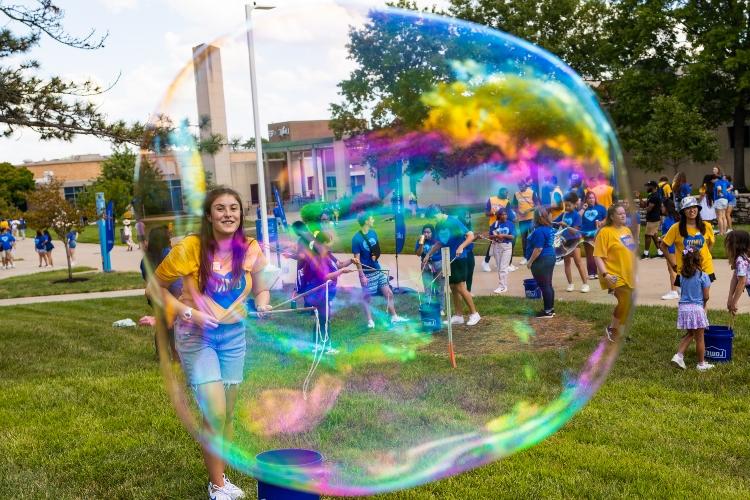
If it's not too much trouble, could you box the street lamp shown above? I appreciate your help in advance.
[245,2,274,261]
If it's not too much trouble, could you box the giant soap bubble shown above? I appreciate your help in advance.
[138,0,635,495]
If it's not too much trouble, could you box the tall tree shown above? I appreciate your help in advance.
[676,0,750,189]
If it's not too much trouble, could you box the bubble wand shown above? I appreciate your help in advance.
[441,247,457,368]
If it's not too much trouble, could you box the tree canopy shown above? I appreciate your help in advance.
[0,161,34,210]
[331,0,748,186]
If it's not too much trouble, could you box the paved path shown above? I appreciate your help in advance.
[0,289,145,307]
[3,237,745,313]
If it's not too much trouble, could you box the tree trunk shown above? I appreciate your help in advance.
[733,104,747,192]
[64,241,72,281]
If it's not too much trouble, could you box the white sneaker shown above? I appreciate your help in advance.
[671,353,686,370]
[450,315,464,325]
[519,258,528,266]
[507,265,518,272]
[221,474,245,499]
[482,261,492,272]
[580,284,590,293]
[467,312,481,326]
[391,315,408,323]
[367,319,375,329]
[566,283,575,292]
[661,290,679,300]
[555,259,563,266]
[440,309,445,316]
[696,361,714,372]
[325,346,340,355]
[208,482,234,500]
[493,286,507,294]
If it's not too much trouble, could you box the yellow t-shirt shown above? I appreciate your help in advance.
[514,188,536,221]
[661,222,715,275]
[658,181,672,199]
[155,235,268,324]
[593,225,636,289]
[487,196,511,225]
[591,184,614,209]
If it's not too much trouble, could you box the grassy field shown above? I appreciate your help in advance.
[0,267,144,298]
[1,293,748,498]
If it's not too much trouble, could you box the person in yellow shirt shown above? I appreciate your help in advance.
[594,204,636,342]
[482,187,516,272]
[590,172,615,209]
[512,178,541,265]
[152,187,272,500]
[660,195,716,285]
[657,176,673,201]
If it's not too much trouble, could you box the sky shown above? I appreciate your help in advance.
[1,0,450,164]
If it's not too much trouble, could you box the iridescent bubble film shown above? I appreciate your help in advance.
[139,1,635,495]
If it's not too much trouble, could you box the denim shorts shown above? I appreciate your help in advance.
[175,320,247,387]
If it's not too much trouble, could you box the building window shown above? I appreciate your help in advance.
[728,125,750,149]
[167,179,183,212]
[326,176,337,189]
[351,174,366,195]
[307,176,314,193]
[250,184,259,205]
[64,186,84,206]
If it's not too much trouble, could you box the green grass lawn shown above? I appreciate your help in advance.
[0,267,145,299]
[1,293,748,498]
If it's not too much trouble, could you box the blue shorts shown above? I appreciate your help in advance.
[175,320,246,387]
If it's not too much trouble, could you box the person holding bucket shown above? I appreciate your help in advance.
[415,223,444,311]
[670,247,714,371]
[525,208,557,318]
[724,230,750,316]
[593,204,636,342]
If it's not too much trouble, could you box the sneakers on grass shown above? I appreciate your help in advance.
[391,315,408,323]
[696,361,714,372]
[450,315,464,325]
[493,286,507,294]
[580,284,590,293]
[482,261,492,272]
[671,353,686,370]
[221,475,245,499]
[661,290,679,300]
[535,310,555,319]
[367,319,375,329]
[467,312,481,326]
[208,477,245,500]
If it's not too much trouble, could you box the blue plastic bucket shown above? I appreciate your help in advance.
[420,302,442,332]
[256,449,323,500]
[523,279,541,299]
[704,325,733,363]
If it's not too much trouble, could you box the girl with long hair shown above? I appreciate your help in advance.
[670,248,713,371]
[594,204,636,342]
[525,208,557,318]
[724,229,750,317]
[661,196,716,293]
[554,192,589,293]
[672,171,691,206]
[579,190,607,278]
[153,187,271,500]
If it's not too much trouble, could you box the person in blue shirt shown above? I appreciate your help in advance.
[458,210,477,293]
[34,230,49,267]
[579,191,607,278]
[0,227,15,269]
[423,207,481,326]
[415,224,444,309]
[43,229,55,266]
[672,172,692,207]
[486,208,515,293]
[554,193,589,293]
[525,208,557,318]
[725,175,736,232]
[482,187,516,273]
[713,170,730,235]
[18,218,27,240]
[351,212,406,329]
[66,230,78,266]
[660,199,680,300]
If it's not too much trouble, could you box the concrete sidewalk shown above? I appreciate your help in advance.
[0,289,145,307]
[2,237,744,313]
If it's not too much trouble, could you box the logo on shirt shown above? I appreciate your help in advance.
[684,234,705,251]
[584,209,599,221]
[620,234,636,251]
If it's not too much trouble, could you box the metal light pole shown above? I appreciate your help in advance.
[245,2,274,261]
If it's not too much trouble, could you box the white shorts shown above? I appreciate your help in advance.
[714,198,728,210]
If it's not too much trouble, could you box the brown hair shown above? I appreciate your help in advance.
[198,187,248,293]
[533,207,551,227]
[724,230,750,270]
[604,204,624,226]
[681,248,702,279]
